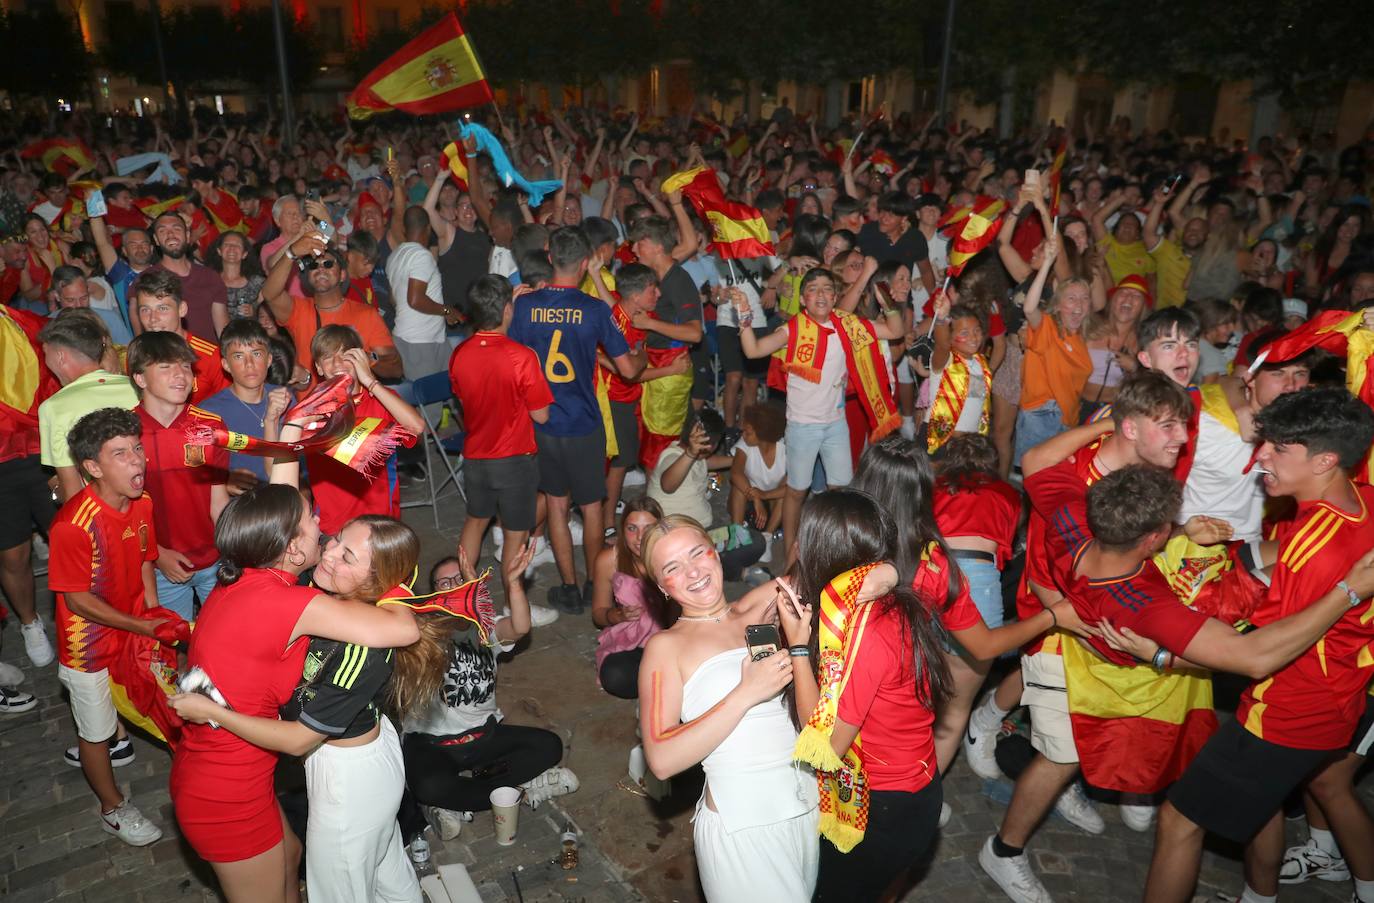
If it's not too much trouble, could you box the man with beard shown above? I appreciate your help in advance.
[1146,172,1211,309]
[262,227,401,382]
[146,213,227,340]
[90,212,155,331]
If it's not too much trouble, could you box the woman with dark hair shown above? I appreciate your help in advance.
[727,400,787,534]
[851,437,1072,794]
[424,166,490,319]
[592,497,674,698]
[795,488,951,900]
[207,230,266,320]
[1306,205,1371,300]
[168,484,421,903]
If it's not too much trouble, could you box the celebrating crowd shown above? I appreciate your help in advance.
[2,102,1374,903]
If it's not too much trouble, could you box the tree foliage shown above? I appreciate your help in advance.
[0,7,93,100]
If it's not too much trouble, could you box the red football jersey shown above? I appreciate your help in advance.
[449,331,553,460]
[306,392,417,536]
[934,474,1021,567]
[137,404,229,569]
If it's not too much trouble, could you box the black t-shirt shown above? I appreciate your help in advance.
[438,227,493,313]
[857,221,929,269]
[279,638,394,740]
[647,263,703,350]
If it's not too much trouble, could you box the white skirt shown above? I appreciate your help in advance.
[693,798,819,903]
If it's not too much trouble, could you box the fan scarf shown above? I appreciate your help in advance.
[785,311,900,442]
[184,374,415,476]
[926,351,991,453]
[378,567,496,641]
[794,563,879,852]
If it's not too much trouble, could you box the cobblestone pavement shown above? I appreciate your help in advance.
[1,477,1369,902]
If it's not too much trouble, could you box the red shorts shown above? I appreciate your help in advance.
[170,752,285,863]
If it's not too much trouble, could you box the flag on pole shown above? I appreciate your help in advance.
[20,138,95,176]
[944,196,1007,276]
[660,166,775,260]
[1048,136,1069,216]
[346,12,493,120]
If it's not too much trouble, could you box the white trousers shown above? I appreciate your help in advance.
[693,800,819,903]
[304,716,421,903]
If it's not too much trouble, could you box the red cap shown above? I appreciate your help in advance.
[1110,274,1154,308]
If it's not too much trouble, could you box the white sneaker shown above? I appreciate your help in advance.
[1052,782,1105,834]
[1119,798,1156,832]
[1279,837,1350,884]
[963,719,1004,780]
[526,604,560,627]
[567,518,584,547]
[0,686,37,714]
[979,836,1054,903]
[0,660,24,686]
[423,806,469,841]
[939,801,952,828]
[21,620,54,667]
[100,799,162,846]
[64,736,136,768]
[31,532,49,559]
[623,469,646,487]
[521,766,580,809]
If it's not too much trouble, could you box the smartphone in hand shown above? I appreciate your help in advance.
[745,623,782,661]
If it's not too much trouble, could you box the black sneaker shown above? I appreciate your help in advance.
[0,686,36,714]
[547,583,584,615]
[582,580,594,608]
[64,735,136,768]
[722,427,743,451]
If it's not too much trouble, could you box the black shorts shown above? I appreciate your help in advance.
[1167,718,1340,843]
[0,455,57,549]
[463,454,538,531]
[1351,692,1374,757]
[535,429,607,507]
[717,325,769,378]
[608,401,641,470]
[689,342,714,402]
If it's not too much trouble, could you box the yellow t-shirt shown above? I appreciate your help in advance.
[38,370,140,468]
[579,266,617,298]
[1098,235,1157,286]
[1149,238,1191,309]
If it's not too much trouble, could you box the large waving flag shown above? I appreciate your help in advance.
[944,196,1006,276]
[346,12,493,120]
[660,166,775,260]
[1253,310,1374,481]
[21,138,95,175]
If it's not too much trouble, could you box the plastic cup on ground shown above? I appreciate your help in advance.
[489,787,521,845]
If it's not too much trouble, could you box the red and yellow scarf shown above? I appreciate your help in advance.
[794,563,880,852]
[927,351,991,453]
[785,311,900,442]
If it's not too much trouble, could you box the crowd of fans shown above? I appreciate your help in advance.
[1,102,1374,903]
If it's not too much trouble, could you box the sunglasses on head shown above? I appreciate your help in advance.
[301,257,337,271]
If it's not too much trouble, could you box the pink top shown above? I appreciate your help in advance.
[595,571,663,681]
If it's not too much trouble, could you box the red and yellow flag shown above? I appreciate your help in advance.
[346,12,493,120]
[660,166,775,260]
[1048,136,1069,216]
[20,138,94,175]
[944,196,1006,276]
[440,140,470,190]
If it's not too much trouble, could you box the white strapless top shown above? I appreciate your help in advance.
[681,647,818,832]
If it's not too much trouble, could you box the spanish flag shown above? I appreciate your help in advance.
[1253,310,1374,481]
[944,196,1006,276]
[440,140,470,190]
[346,12,493,120]
[1048,135,1069,216]
[20,137,95,176]
[660,166,775,260]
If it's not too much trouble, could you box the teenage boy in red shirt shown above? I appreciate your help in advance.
[50,406,183,846]
[304,324,423,536]
[1145,386,1374,903]
[130,269,229,404]
[450,275,554,604]
[127,332,229,620]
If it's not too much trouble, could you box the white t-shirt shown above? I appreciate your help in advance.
[385,241,446,344]
[738,440,786,492]
[648,444,713,526]
[1180,406,1265,542]
[403,618,515,737]
[346,159,380,185]
[785,324,847,424]
[489,244,517,279]
[713,256,768,328]
[86,275,117,310]
[911,232,948,311]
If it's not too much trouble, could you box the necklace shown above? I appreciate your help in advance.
[676,609,728,623]
[230,391,266,430]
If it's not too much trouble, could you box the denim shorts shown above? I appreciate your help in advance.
[958,557,1004,629]
[1014,399,1067,469]
[785,419,853,491]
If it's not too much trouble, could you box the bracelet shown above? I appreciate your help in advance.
[788,645,810,657]
[284,247,297,261]
[1151,647,1170,671]
[1047,606,1058,630]
[362,381,379,393]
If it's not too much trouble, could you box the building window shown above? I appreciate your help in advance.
[317,6,344,46]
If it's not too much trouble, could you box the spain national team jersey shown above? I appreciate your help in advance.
[138,404,229,569]
[187,333,230,404]
[508,285,630,438]
[48,486,158,672]
[1238,483,1374,750]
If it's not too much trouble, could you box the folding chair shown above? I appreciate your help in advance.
[399,371,465,528]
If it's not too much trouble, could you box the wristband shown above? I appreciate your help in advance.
[1337,579,1362,609]
[284,247,297,262]
[1151,647,1170,671]
[788,645,810,657]
[1047,606,1057,630]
